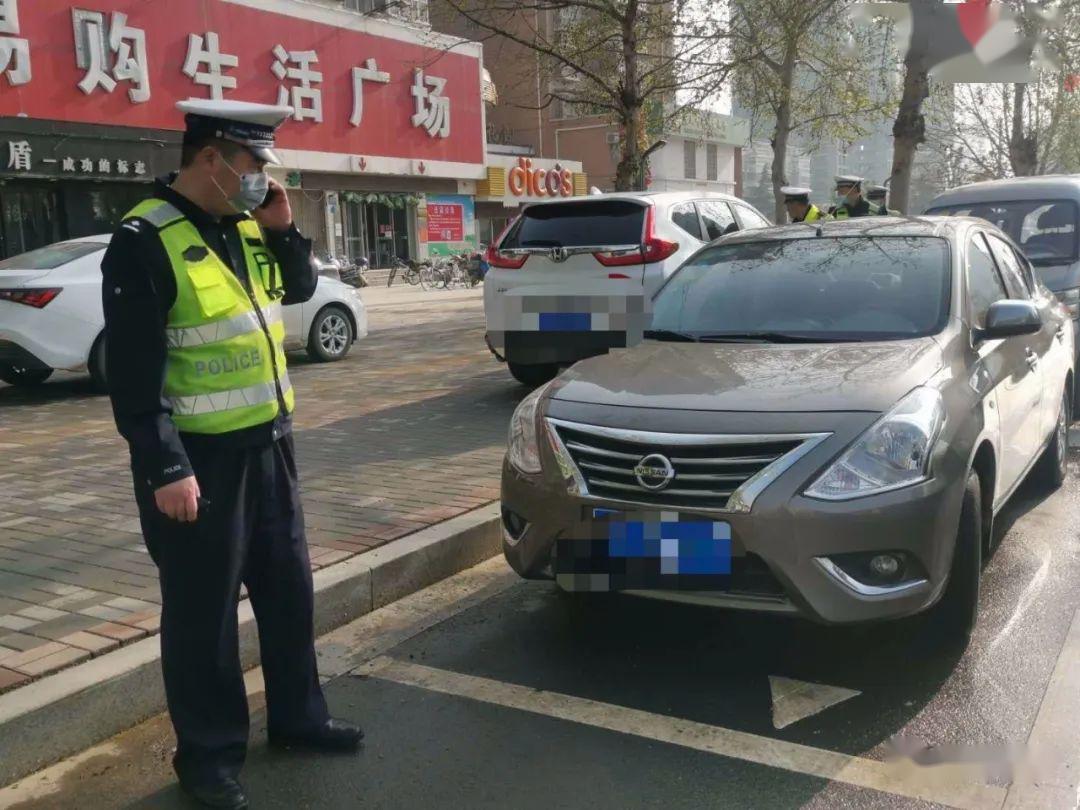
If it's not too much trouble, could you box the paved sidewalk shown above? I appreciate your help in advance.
[0,285,518,694]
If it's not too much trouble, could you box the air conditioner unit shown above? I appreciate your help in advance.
[606,132,620,145]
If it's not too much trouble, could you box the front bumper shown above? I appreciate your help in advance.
[500,406,969,625]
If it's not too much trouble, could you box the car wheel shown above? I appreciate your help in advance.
[88,334,108,394]
[508,361,558,387]
[0,365,52,386]
[306,306,354,363]
[1034,386,1070,490]
[930,471,982,646]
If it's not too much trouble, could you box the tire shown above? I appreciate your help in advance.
[930,471,982,646]
[88,334,108,393]
[419,266,435,289]
[306,306,354,363]
[386,268,396,288]
[1034,385,1070,490]
[508,361,559,387]
[0,365,52,386]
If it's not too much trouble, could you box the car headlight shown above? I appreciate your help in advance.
[507,383,552,474]
[805,387,945,501]
[1055,287,1080,319]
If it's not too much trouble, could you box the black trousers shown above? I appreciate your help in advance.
[134,434,329,782]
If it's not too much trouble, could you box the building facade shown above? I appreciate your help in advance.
[0,0,485,264]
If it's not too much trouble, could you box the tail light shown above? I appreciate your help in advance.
[485,243,528,269]
[486,215,528,269]
[0,288,61,308]
[593,206,679,267]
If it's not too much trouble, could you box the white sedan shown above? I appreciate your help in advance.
[0,235,368,389]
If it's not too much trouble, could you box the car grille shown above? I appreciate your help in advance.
[549,419,816,512]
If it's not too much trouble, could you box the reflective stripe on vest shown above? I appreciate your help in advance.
[165,302,283,349]
[171,374,294,417]
[122,198,293,435]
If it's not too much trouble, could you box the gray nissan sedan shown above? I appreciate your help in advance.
[500,217,1073,643]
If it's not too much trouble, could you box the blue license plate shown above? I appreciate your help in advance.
[539,312,591,331]
[556,509,733,591]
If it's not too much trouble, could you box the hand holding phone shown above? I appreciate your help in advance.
[253,177,293,231]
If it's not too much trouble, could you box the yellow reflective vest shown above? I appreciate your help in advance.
[803,205,827,223]
[123,198,294,435]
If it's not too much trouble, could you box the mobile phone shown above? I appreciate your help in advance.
[259,187,277,209]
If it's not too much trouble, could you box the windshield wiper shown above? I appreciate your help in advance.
[696,332,858,344]
[643,329,700,342]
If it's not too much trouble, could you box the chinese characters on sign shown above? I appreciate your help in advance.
[411,69,450,138]
[183,32,238,101]
[273,45,323,122]
[7,139,29,170]
[0,0,30,87]
[427,203,464,242]
[350,58,390,127]
[5,141,147,176]
[75,11,151,103]
[0,3,481,166]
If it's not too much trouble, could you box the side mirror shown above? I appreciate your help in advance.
[976,300,1042,341]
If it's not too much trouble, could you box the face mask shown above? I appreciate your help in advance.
[835,191,850,206]
[213,156,269,212]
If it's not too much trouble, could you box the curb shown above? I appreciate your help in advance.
[0,503,501,788]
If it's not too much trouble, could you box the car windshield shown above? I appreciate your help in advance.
[649,236,951,342]
[501,200,645,248]
[926,199,1078,265]
[0,241,105,271]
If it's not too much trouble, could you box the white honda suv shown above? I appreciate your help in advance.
[483,191,771,385]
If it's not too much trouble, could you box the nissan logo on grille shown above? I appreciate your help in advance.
[633,453,675,491]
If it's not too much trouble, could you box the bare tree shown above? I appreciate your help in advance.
[437,0,733,191]
[730,0,887,222]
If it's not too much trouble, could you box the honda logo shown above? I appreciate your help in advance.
[550,247,569,263]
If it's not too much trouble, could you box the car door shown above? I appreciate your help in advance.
[696,200,739,242]
[988,233,1067,439]
[967,232,1042,494]
[283,285,307,349]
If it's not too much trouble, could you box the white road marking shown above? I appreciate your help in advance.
[769,675,861,730]
[360,656,1006,810]
[988,534,1051,657]
[1003,606,1080,810]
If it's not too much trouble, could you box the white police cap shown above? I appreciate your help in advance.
[865,183,887,198]
[176,99,294,165]
[780,186,812,201]
[834,174,863,187]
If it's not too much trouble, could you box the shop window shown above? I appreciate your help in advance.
[0,183,64,259]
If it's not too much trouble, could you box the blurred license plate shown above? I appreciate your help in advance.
[556,508,732,592]
[539,312,591,331]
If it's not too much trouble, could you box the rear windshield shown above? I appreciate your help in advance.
[926,199,1078,265]
[651,236,951,342]
[0,241,104,271]
[501,200,646,248]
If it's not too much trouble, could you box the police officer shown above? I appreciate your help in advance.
[102,99,361,810]
[781,186,830,224]
[866,183,901,215]
[827,175,883,219]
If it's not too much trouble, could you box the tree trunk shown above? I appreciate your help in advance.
[614,0,642,192]
[770,52,796,223]
[1009,83,1038,176]
[889,54,929,214]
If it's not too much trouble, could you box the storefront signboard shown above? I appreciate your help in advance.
[424,194,476,257]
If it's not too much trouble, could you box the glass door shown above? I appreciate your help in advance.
[343,198,367,264]
[0,183,64,259]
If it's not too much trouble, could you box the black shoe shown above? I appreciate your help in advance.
[179,775,248,810]
[269,718,364,753]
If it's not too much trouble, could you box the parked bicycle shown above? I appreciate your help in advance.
[338,255,370,288]
[387,256,430,289]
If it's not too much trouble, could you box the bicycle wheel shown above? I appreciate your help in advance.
[419,265,435,289]
[407,267,422,286]
[386,266,397,287]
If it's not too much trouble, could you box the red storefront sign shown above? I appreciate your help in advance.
[0,0,484,166]
[427,202,464,242]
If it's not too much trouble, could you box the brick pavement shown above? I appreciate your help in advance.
[0,286,520,693]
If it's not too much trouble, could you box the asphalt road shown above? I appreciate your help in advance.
[5,447,1079,810]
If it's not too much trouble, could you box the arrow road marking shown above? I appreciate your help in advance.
[359,656,1004,809]
[769,675,861,730]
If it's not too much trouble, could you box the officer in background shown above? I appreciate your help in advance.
[781,186,830,224]
[828,175,883,219]
[866,183,901,215]
[102,99,362,810]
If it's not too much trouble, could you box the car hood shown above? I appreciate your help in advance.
[550,337,945,414]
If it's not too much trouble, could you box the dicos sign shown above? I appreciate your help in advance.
[508,157,573,198]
